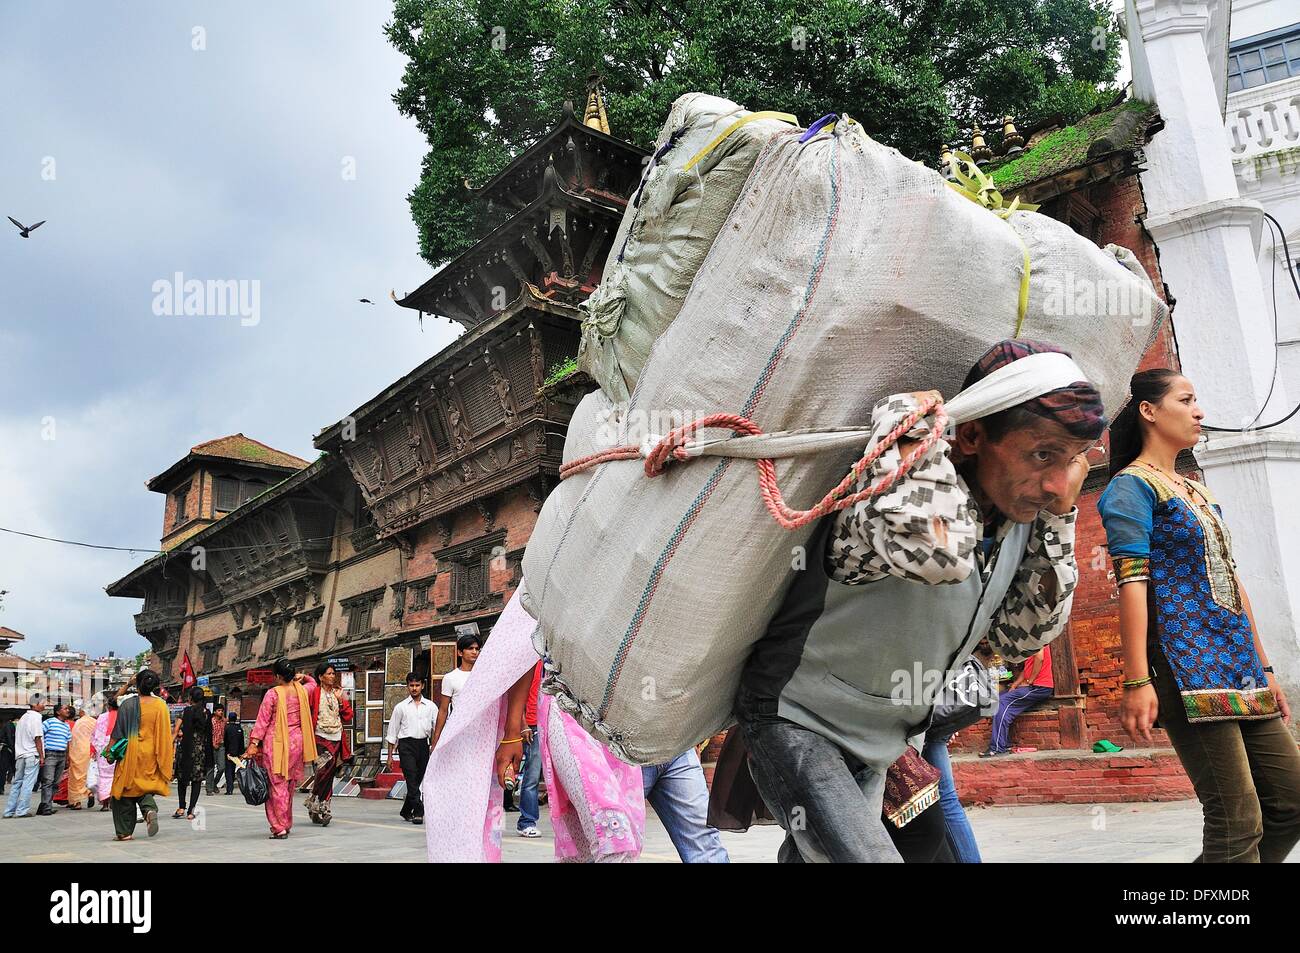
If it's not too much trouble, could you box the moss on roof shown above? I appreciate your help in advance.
[988,100,1156,193]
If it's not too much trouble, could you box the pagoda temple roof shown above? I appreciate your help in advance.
[469,108,647,207]
[395,169,623,324]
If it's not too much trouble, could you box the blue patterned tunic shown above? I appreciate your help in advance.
[1097,462,1279,723]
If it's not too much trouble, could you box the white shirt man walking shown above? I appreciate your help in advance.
[386,673,436,824]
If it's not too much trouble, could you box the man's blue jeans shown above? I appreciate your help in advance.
[642,748,730,863]
[4,755,40,817]
[921,734,982,863]
[518,725,541,831]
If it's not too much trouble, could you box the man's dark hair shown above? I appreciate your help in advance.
[456,633,481,653]
[405,671,423,685]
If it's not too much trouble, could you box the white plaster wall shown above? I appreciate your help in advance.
[1231,0,1297,40]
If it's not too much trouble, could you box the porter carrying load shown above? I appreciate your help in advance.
[525,114,1166,765]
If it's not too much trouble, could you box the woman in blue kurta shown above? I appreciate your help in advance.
[1098,368,1300,862]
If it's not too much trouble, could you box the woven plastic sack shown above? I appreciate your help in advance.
[577,93,798,403]
[526,118,1166,764]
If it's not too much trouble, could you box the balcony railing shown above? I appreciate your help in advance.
[134,604,185,636]
[1226,77,1300,162]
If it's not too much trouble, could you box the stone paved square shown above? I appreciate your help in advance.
[4,788,1283,863]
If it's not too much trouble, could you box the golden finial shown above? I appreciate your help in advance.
[971,125,992,163]
[583,69,610,135]
[939,143,958,180]
[1001,116,1024,156]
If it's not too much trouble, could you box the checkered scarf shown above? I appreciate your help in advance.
[962,339,1106,440]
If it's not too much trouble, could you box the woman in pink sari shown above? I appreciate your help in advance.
[244,658,317,838]
[423,582,644,862]
[90,695,119,811]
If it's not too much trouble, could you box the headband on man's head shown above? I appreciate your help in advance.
[960,339,1106,440]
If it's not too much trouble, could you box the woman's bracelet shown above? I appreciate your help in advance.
[1122,676,1152,690]
[499,737,523,746]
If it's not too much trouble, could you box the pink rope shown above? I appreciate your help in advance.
[557,395,948,530]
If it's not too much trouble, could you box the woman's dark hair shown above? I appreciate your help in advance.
[188,686,205,705]
[273,657,295,683]
[1108,368,1184,478]
[314,662,335,682]
[106,694,118,711]
[137,670,161,697]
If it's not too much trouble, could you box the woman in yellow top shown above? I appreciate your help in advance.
[109,669,173,841]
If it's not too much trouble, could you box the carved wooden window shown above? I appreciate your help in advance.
[158,652,176,681]
[544,332,578,378]
[411,582,431,610]
[173,487,189,526]
[452,554,489,605]
[262,618,287,658]
[380,417,416,476]
[426,407,451,455]
[292,611,321,649]
[215,477,240,512]
[504,345,537,409]
[200,641,223,672]
[459,370,502,432]
[234,631,257,663]
[347,601,374,636]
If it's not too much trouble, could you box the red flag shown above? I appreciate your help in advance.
[179,652,196,690]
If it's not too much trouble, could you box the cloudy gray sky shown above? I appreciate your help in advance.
[0,2,458,658]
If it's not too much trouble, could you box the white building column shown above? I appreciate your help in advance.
[1130,0,1300,704]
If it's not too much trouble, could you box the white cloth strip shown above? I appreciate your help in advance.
[658,352,1091,461]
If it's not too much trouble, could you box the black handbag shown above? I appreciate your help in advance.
[929,657,999,738]
[237,757,270,806]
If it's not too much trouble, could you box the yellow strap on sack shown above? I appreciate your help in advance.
[944,150,1040,337]
[682,111,800,172]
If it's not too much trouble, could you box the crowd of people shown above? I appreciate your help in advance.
[3,346,1297,863]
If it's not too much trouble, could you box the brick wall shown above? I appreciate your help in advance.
[951,750,1195,805]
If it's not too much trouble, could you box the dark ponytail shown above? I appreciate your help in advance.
[1108,368,1182,478]
[273,657,295,683]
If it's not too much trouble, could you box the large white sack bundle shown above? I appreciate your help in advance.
[526,119,1166,764]
[577,93,798,403]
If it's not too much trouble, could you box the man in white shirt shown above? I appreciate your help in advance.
[386,673,436,824]
[4,694,46,819]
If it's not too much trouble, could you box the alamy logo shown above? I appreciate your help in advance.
[151,271,261,326]
[49,883,151,933]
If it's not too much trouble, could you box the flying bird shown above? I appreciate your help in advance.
[359,298,375,305]
[8,216,45,238]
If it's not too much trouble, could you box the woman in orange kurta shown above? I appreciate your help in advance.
[109,670,173,841]
[65,710,98,808]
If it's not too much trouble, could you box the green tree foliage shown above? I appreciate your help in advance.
[387,0,1121,265]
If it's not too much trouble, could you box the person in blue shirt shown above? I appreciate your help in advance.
[1098,368,1300,862]
[37,704,73,815]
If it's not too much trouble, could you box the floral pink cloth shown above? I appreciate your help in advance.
[423,583,643,862]
[539,692,643,862]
